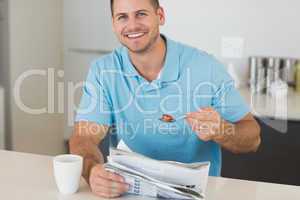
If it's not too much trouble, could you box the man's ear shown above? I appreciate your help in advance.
[157,7,165,25]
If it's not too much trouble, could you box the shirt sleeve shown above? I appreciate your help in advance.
[75,61,113,126]
[211,58,250,123]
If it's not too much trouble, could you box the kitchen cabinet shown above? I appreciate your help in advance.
[222,118,300,186]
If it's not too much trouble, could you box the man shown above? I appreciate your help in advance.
[69,0,261,198]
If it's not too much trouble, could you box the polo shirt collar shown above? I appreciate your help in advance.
[121,34,180,83]
[159,35,180,83]
[121,47,140,77]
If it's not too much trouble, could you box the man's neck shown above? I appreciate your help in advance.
[128,35,166,82]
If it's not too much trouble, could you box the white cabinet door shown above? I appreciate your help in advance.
[64,0,119,51]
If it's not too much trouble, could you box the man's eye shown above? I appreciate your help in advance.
[137,12,146,17]
[117,16,127,21]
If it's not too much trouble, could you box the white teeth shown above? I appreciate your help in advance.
[127,33,145,38]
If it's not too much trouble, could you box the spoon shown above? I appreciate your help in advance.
[159,114,186,123]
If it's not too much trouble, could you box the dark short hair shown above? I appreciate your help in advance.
[110,0,160,15]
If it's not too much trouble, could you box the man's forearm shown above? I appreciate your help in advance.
[214,119,261,154]
[69,136,104,184]
[69,122,109,183]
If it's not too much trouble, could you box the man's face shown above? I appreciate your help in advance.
[112,0,165,53]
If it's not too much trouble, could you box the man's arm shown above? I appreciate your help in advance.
[214,113,261,153]
[69,121,109,183]
[69,122,129,198]
[186,108,261,154]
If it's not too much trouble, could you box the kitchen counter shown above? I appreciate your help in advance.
[238,87,300,121]
[1,150,300,200]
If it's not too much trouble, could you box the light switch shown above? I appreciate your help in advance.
[221,37,245,58]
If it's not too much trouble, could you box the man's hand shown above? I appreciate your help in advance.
[185,107,225,142]
[89,164,129,198]
[185,107,261,153]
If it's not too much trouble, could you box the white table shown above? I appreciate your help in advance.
[1,150,300,200]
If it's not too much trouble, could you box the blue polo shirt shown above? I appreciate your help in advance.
[75,35,250,176]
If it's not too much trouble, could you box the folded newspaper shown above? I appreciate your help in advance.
[104,148,210,199]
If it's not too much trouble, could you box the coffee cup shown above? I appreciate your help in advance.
[53,154,83,195]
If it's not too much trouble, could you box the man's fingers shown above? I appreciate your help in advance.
[186,113,219,122]
[95,177,129,192]
[94,166,125,183]
[186,112,209,121]
[94,190,121,199]
[186,118,211,129]
[89,164,129,198]
[106,171,126,183]
[94,165,125,183]
[186,108,220,122]
[185,111,221,134]
[186,118,203,133]
[90,177,129,199]
[185,117,197,126]
[185,117,218,142]
[93,185,125,197]
[197,132,213,141]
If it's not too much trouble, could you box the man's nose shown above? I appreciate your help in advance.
[125,17,139,32]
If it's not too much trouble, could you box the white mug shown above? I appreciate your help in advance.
[53,154,83,195]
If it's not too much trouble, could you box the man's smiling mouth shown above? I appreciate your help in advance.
[125,32,147,39]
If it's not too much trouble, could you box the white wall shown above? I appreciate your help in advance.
[8,0,65,155]
[160,0,300,80]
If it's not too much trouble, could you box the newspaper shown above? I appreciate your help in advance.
[104,148,210,199]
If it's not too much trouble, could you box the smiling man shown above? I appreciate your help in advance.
[69,0,261,198]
